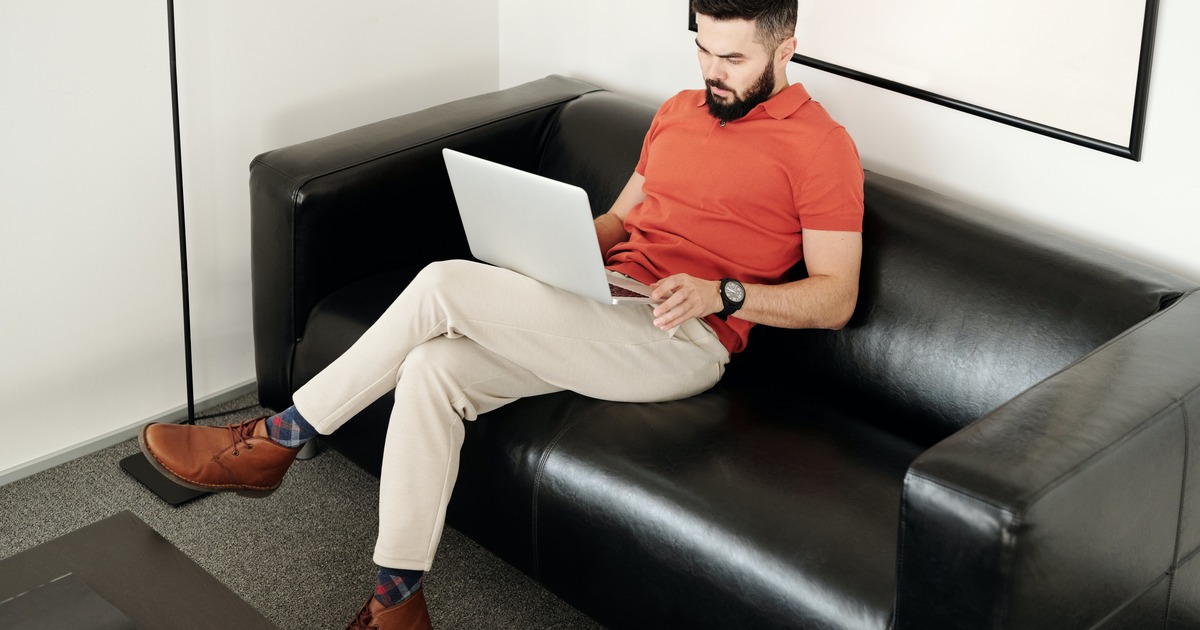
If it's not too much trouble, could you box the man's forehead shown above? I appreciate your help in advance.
[695,14,762,55]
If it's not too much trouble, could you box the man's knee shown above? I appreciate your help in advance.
[397,339,495,422]
[400,339,455,383]
[414,259,486,287]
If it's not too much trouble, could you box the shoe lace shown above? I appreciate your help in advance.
[345,599,377,630]
[225,416,264,457]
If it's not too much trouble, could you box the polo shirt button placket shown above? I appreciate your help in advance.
[719,120,726,127]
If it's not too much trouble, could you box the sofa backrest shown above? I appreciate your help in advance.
[785,174,1186,443]
[536,91,658,217]
[735,174,1190,445]
[535,88,1189,446]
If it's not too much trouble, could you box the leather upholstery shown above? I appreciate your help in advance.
[250,76,1200,629]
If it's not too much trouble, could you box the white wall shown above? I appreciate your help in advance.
[5,0,1194,484]
[499,0,1200,282]
[1,0,499,484]
[173,0,499,399]
[1,0,184,482]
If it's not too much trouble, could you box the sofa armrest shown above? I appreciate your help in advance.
[249,75,603,410]
[895,290,1200,629]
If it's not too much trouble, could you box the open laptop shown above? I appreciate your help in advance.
[442,148,658,305]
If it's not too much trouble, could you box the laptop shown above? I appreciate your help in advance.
[442,148,658,305]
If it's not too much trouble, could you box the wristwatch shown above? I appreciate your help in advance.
[717,278,745,320]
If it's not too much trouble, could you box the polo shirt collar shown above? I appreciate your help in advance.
[692,83,812,121]
[762,83,811,119]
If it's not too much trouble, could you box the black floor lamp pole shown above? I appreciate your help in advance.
[120,0,207,505]
[167,0,197,426]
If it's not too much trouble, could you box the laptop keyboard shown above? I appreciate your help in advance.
[609,283,650,298]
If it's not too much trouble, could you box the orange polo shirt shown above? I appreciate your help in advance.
[606,83,864,355]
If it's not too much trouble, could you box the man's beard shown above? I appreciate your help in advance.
[705,59,776,122]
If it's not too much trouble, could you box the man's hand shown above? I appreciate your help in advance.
[651,274,722,330]
[648,230,862,332]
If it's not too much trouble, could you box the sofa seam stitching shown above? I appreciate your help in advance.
[1022,387,1198,507]
[1081,572,1173,630]
[905,470,1017,515]
[1165,399,1191,627]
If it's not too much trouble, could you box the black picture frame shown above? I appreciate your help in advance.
[688,3,1160,161]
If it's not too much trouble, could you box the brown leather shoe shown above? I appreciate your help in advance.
[138,416,300,497]
[346,590,432,630]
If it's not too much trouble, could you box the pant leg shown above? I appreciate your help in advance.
[371,335,560,570]
[290,259,730,569]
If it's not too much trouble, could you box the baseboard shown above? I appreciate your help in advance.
[0,380,259,488]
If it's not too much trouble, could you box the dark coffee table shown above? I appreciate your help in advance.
[0,510,277,629]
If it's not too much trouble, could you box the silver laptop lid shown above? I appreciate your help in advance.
[443,148,629,304]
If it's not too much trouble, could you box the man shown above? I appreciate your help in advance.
[138,1,864,627]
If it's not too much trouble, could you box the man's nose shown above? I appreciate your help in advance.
[702,59,725,83]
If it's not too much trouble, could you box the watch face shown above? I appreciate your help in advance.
[724,281,745,302]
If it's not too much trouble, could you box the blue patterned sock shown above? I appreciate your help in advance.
[375,566,424,608]
[264,406,317,448]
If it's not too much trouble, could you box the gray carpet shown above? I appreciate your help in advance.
[0,394,604,630]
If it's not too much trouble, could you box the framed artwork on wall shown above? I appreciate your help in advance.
[688,1,1160,160]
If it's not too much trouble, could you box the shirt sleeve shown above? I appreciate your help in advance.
[794,126,865,233]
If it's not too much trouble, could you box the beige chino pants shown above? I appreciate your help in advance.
[291,260,729,570]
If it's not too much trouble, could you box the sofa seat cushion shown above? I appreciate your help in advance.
[496,392,923,630]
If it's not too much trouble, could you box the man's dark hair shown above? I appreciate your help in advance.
[691,0,797,49]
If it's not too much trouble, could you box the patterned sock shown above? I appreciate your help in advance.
[264,406,317,448]
[374,566,424,608]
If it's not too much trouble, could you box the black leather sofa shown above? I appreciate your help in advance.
[249,75,1200,629]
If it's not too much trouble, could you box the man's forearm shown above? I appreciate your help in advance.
[594,212,629,259]
[649,272,858,332]
[738,275,858,330]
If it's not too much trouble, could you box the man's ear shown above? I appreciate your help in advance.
[777,36,797,63]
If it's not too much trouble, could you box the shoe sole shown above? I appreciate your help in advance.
[137,425,280,499]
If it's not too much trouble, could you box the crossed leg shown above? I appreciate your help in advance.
[292,259,730,568]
